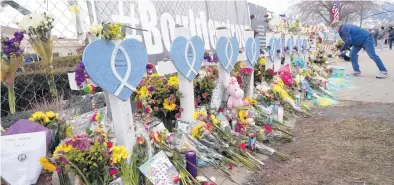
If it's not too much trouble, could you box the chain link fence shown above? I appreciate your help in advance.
[1,0,251,120]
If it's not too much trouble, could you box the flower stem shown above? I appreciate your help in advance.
[47,66,58,99]
[8,86,16,114]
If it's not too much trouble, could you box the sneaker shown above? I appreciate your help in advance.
[353,71,362,76]
[376,71,389,78]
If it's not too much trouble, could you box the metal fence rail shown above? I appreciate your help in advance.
[1,0,250,119]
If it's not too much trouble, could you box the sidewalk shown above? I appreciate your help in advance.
[334,49,394,103]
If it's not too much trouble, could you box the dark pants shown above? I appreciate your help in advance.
[389,39,393,50]
[350,35,387,72]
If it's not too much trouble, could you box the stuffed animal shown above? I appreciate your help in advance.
[226,77,250,109]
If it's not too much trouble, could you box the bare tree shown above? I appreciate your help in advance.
[291,1,380,25]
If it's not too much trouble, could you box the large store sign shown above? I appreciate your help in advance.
[90,0,251,56]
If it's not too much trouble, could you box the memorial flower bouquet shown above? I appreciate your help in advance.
[194,66,218,106]
[51,127,124,185]
[28,111,73,154]
[1,31,24,114]
[18,12,57,97]
[134,73,182,129]
[89,22,125,41]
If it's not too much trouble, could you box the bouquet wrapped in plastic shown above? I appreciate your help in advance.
[1,31,24,114]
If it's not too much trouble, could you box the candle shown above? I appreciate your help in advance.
[185,151,197,178]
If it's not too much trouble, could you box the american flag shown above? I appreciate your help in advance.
[332,0,340,22]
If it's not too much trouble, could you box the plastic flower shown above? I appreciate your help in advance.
[39,157,56,172]
[168,76,178,87]
[138,86,149,98]
[163,98,176,111]
[110,146,129,164]
[45,111,56,119]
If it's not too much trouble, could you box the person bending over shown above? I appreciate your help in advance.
[330,21,389,78]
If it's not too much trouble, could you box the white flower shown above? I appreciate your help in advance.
[198,70,207,79]
[90,24,103,35]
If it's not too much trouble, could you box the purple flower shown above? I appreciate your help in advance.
[204,52,212,62]
[1,32,24,58]
[65,134,92,151]
[14,31,24,42]
[213,53,219,62]
[148,86,154,92]
[75,62,86,87]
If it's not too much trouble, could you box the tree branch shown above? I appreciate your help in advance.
[318,11,331,23]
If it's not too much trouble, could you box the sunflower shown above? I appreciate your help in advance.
[238,110,248,124]
[163,98,176,111]
[192,123,204,139]
[168,76,178,87]
[245,97,257,105]
[138,85,149,98]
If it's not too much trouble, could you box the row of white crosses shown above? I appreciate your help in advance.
[80,26,259,154]
[265,32,310,72]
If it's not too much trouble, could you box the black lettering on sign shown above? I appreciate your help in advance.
[115,59,127,68]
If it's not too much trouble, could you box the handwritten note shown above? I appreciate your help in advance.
[139,151,179,185]
[1,131,46,185]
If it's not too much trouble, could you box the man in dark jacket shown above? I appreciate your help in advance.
[330,21,389,78]
[388,27,394,50]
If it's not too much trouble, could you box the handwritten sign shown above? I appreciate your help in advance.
[139,150,179,185]
[1,131,46,185]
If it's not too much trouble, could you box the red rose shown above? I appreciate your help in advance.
[106,142,113,148]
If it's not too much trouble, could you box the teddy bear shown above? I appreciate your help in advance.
[226,77,250,109]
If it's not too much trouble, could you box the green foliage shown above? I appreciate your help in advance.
[22,55,81,75]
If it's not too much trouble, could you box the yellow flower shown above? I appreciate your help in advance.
[55,113,60,120]
[245,97,257,105]
[39,157,56,172]
[43,117,50,124]
[111,146,129,164]
[239,110,248,124]
[32,112,45,120]
[210,115,219,125]
[192,123,204,139]
[259,57,266,65]
[28,117,35,121]
[45,111,56,119]
[68,4,81,13]
[168,76,178,87]
[151,73,159,77]
[163,98,176,111]
[138,86,149,98]
[54,144,73,155]
[65,126,73,137]
[193,110,207,120]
